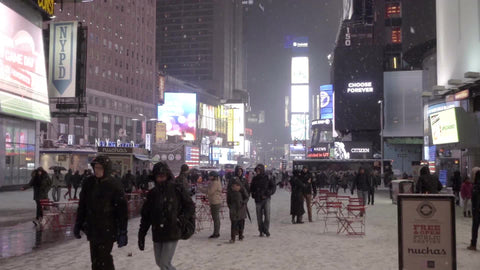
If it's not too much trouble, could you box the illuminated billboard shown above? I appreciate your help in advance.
[0,3,50,122]
[291,85,309,113]
[226,103,245,155]
[430,108,459,145]
[320,84,333,119]
[199,103,216,131]
[291,113,309,141]
[157,93,197,141]
[291,57,309,84]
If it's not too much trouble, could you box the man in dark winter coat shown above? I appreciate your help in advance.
[74,156,128,270]
[175,164,191,193]
[301,166,316,222]
[121,170,135,194]
[140,169,149,190]
[72,170,83,199]
[468,170,480,250]
[416,166,442,194]
[451,171,462,205]
[138,162,195,269]
[22,167,51,225]
[351,167,371,207]
[250,164,276,237]
[227,180,249,243]
[290,170,305,224]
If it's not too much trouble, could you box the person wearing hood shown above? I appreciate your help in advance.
[227,179,249,243]
[22,167,52,225]
[416,166,442,194]
[230,165,250,194]
[290,170,305,224]
[250,164,276,237]
[138,162,195,269]
[73,155,128,270]
[468,171,480,251]
[175,164,191,194]
[198,171,223,238]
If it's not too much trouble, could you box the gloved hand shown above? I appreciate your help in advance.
[117,231,128,248]
[138,235,145,251]
[73,223,82,239]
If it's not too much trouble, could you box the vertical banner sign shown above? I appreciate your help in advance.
[320,84,334,119]
[145,133,151,151]
[398,195,456,270]
[48,21,78,98]
[155,122,166,143]
[158,74,165,104]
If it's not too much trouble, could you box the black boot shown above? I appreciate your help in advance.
[464,211,467,217]
[468,211,472,217]
[297,215,304,224]
[239,230,244,241]
[292,215,295,224]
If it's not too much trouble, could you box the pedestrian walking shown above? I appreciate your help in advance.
[227,180,249,243]
[175,164,191,193]
[73,155,128,270]
[198,171,223,238]
[351,167,371,209]
[290,170,305,224]
[64,169,73,200]
[367,170,378,205]
[451,171,462,205]
[250,164,276,237]
[22,167,51,225]
[467,170,480,251]
[141,169,149,191]
[416,166,442,194]
[122,170,135,194]
[461,176,473,217]
[72,170,82,199]
[138,162,195,270]
[51,169,64,202]
[301,166,316,222]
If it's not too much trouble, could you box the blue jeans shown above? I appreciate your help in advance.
[255,198,271,233]
[154,241,178,270]
[357,190,368,206]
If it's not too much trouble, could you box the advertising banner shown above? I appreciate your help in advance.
[157,92,197,141]
[430,108,459,145]
[398,195,456,270]
[155,122,166,143]
[332,141,372,159]
[145,133,151,151]
[291,85,309,113]
[225,103,245,155]
[0,3,50,122]
[307,143,330,159]
[320,84,334,119]
[291,113,309,141]
[48,21,78,98]
[158,74,165,104]
[291,57,309,84]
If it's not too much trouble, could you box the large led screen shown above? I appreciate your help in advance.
[430,108,459,145]
[291,113,309,141]
[291,85,309,113]
[0,3,50,122]
[158,93,197,141]
[333,46,383,131]
[291,57,309,84]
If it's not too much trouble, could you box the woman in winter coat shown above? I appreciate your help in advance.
[451,171,462,205]
[22,167,51,225]
[290,170,306,224]
[461,176,473,217]
[227,180,249,243]
[138,162,195,269]
[416,166,442,194]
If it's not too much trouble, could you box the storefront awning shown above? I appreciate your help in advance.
[134,154,151,161]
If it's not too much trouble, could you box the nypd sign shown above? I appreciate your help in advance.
[48,21,78,98]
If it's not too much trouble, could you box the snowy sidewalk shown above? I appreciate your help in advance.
[0,189,478,269]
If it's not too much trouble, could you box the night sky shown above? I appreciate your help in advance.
[245,0,342,144]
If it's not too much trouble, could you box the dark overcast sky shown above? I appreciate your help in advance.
[245,0,342,144]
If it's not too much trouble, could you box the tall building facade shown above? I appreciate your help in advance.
[156,0,245,99]
[46,0,157,146]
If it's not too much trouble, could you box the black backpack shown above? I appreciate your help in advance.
[176,186,195,240]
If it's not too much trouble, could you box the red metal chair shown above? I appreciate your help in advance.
[323,201,343,233]
[337,204,366,236]
[39,199,61,230]
[313,195,327,216]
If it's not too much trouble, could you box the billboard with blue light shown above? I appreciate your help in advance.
[158,93,197,141]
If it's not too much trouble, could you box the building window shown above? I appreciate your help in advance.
[385,3,401,18]
[391,28,401,43]
[103,114,110,124]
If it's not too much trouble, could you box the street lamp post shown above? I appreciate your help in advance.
[378,100,384,186]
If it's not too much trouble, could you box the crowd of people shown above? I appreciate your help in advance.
[21,160,480,269]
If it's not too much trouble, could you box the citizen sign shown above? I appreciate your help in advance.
[346,82,373,93]
[350,148,370,153]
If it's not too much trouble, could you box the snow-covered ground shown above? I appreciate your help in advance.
[0,189,478,269]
